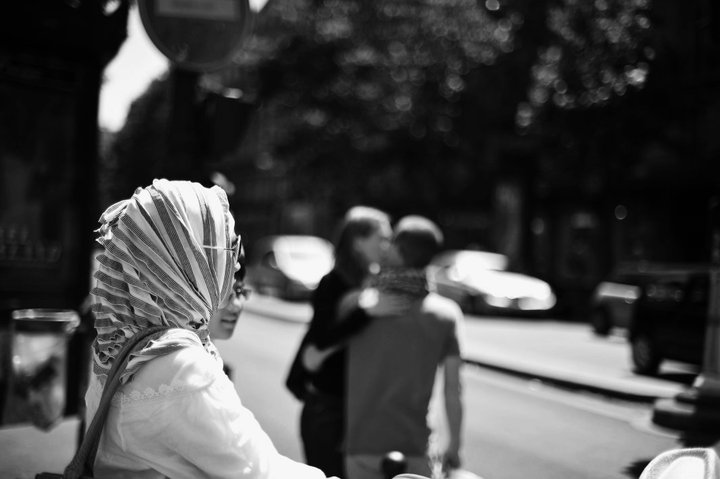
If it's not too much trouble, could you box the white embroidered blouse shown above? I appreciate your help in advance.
[85,336,327,479]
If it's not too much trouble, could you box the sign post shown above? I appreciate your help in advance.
[137,0,251,182]
[138,0,251,72]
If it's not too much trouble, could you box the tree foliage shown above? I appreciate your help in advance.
[101,76,171,206]
[106,0,719,219]
[517,0,654,129]
[226,0,524,212]
[221,0,687,214]
[515,0,720,191]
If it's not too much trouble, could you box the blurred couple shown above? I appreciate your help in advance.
[287,206,465,479]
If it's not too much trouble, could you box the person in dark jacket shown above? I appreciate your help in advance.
[286,206,392,478]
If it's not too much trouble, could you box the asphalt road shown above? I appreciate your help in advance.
[217,308,684,479]
[458,367,678,478]
[0,303,685,479]
[216,308,308,460]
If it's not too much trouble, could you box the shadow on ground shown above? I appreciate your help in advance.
[681,431,720,448]
[623,457,653,478]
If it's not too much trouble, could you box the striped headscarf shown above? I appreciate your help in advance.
[90,179,238,383]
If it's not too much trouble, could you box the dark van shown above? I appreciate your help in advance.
[629,266,709,375]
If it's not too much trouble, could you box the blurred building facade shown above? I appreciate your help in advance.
[0,1,128,423]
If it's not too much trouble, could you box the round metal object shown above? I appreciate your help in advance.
[138,0,251,72]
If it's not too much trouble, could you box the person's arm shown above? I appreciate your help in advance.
[305,275,344,340]
[313,305,371,348]
[311,289,411,349]
[442,354,463,470]
[125,347,331,479]
[442,301,465,472]
[302,304,371,372]
[298,276,370,373]
[307,278,374,349]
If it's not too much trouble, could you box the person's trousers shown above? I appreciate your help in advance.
[300,390,345,478]
[345,454,432,479]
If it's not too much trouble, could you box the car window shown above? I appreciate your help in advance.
[645,279,685,302]
[274,240,333,271]
[686,275,709,305]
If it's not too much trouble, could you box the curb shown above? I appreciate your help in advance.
[462,358,669,403]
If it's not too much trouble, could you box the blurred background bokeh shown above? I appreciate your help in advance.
[2,2,720,475]
[109,0,719,318]
[2,0,719,321]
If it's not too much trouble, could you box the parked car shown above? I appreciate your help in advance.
[628,265,709,375]
[588,268,654,336]
[245,235,334,301]
[427,249,556,316]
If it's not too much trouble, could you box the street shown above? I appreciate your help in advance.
[0,300,696,478]
[459,367,676,478]
[217,305,682,479]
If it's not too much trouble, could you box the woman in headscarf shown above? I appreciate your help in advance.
[87,179,332,479]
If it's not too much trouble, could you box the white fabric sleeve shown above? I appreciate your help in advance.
[122,346,327,479]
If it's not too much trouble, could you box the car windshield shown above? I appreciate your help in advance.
[450,251,509,275]
[274,237,334,280]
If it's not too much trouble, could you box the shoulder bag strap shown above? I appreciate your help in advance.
[63,325,170,479]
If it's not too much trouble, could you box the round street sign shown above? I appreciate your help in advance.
[138,0,251,72]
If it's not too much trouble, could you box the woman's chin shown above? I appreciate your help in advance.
[211,321,238,340]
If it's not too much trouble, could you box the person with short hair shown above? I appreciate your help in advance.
[344,215,465,479]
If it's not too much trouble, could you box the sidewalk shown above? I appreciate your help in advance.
[0,417,81,479]
[245,295,694,402]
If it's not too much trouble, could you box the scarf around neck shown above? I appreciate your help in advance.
[90,179,237,383]
[372,267,429,299]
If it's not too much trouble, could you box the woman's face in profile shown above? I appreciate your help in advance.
[209,281,245,340]
[354,222,392,267]
[209,233,246,340]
